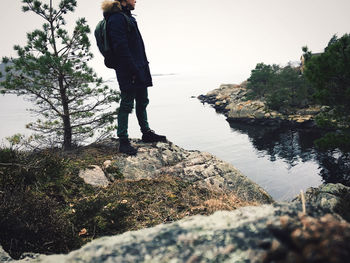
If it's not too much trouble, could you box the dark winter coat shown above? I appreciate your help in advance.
[102,1,152,91]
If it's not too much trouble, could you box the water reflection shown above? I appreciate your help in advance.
[317,152,350,187]
[228,121,350,187]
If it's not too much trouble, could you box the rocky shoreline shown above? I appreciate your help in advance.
[198,82,323,129]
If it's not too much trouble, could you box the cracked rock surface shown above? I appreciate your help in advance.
[108,139,273,204]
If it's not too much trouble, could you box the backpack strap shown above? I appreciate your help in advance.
[120,12,133,33]
[105,11,133,42]
[102,12,132,53]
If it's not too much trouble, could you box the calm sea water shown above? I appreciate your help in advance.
[1,74,347,201]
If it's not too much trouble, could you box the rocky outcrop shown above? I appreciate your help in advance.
[3,138,348,262]
[198,83,322,128]
[0,246,13,262]
[294,183,350,221]
[81,139,273,204]
[10,201,350,263]
[3,183,350,262]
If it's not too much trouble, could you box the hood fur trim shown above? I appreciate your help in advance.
[101,0,122,13]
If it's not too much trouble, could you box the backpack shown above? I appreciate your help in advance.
[94,12,132,69]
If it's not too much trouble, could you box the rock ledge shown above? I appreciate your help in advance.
[86,139,273,204]
[198,83,322,128]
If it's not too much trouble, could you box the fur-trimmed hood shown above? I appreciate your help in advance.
[101,0,122,13]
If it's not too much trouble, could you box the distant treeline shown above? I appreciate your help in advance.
[246,63,314,113]
[246,33,350,151]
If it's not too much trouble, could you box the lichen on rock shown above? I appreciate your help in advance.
[78,165,110,187]
[293,183,350,221]
[100,139,273,204]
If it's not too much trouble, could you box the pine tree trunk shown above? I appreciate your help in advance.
[50,2,72,150]
[59,76,72,151]
[62,114,72,150]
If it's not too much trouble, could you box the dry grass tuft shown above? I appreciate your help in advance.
[104,174,256,231]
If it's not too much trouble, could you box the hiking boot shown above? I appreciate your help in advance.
[142,130,167,143]
[119,139,137,155]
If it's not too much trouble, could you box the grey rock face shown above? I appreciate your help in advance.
[76,139,273,201]
[78,165,110,187]
[294,183,350,221]
[108,140,273,204]
[76,140,273,205]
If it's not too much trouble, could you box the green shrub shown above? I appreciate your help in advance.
[70,195,130,237]
[247,63,314,112]
[0,149,86,258]
[0,188,80,259]
[246,63,280,99]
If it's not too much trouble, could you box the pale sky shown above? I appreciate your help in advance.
[1,0,350,83]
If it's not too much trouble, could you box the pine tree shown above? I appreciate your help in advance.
[246,63,312,112]
[0,0,119,150]
[303,33,350,151]
[303,34,350,125]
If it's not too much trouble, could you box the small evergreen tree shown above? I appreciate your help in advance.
[0,0,119,150]
[246,63,280,99]
[246,63,312,112]
[266,65,310,112]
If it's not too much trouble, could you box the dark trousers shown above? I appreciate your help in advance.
[117,88,150,139]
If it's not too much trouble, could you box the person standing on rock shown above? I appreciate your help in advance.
[101,0,166,155]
